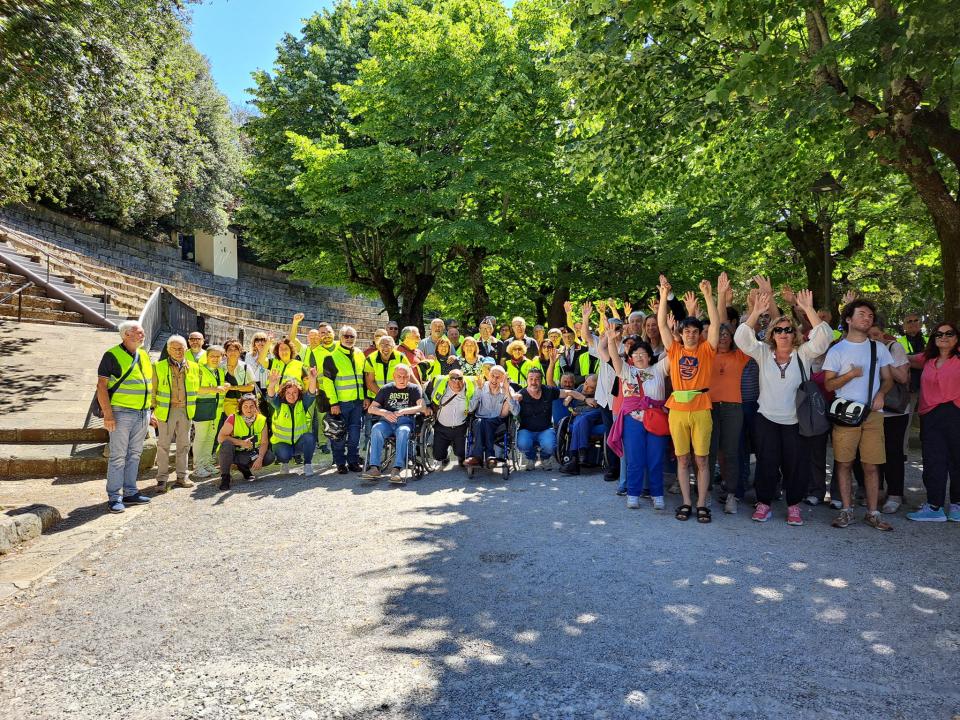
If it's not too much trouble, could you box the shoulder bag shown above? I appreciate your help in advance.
[91,350,142,419]
[882,341,911,414]
[827,341,876,427]
[795,355,830,437]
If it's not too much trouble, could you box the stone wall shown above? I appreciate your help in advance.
[0,204,386,339]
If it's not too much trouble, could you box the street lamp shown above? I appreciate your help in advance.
[809,172,843,311]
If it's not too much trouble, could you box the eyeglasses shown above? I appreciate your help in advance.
[772,326,796,335]
[342,334,356,339]
[934,331,957,338]
[449,376,464,382]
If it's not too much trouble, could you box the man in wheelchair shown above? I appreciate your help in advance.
[363,364,425,484]
[425,369,479,466]
[464,365,518,469]
[559,374,606,475]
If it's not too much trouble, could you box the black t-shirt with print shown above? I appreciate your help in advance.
[373,382,422,413]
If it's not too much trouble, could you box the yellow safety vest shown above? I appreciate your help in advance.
[270,358,304,386]
[270,401,312,446]
[324,345,366,403]
[364,350,404,399]
[431,376,475,418]
[233,413,266,440]
[197,364,226,418]
[505,358,537,388]
[153,359,199,422]
[107,345,152,411]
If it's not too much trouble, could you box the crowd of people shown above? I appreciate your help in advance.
[96,276,960,529]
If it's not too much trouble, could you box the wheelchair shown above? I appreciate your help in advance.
[464,414,522,480]
[554,410,608,470]
[362,414,442,481]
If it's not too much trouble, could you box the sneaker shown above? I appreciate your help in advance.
[603,470,618,482]
[464,457,481,467]
[832,509,854,528]
[193,467,212,479]
[281,462,291,473]
[485,458,498,470]
[652,496,665,510]
[363,466,381,480]
[155,480,171,494]
[218,477,231,491]
[804,495,821,506]
[337,464,349,475]
[107,500,125,514]
[240,469,254,482]
[786,504,803,526]
[667,481,681,495]
[122,493,150,505]
[559,460,580,476]
[175,478,195,488]
[829,499,843,510]
[348,462,363,473]
[881,495,902,514]
[540,457,554,472]
[627,496,640,509]
[615,488,627,497]
[389,468,406,484]
[751,502,772,522]
[640,488,651,499]
[949,504,960,522]
[864,511,893,531]
[303,463,315,476]
[724,495,737,515]
[906,504,947,522]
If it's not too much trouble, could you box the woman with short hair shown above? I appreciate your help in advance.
[216,394,274,490]
[193,345,228,479]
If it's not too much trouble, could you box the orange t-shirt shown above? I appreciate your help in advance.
[710,349,750,403]
[666,341,716,411]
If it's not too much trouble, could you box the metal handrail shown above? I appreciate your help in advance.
[0,281,35,322]
[2,229,112,319]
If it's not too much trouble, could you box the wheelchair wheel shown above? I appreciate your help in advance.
[506,419,522,476]
[554,414,572,464]
[416,417,443,475]
[363,427,395,474]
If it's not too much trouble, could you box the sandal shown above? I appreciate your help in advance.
[675,504,692,521]
[696,506,712,524]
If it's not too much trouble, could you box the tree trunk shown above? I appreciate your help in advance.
[782,219,833,311]
[462,246,489,327]
[546,263,572,328]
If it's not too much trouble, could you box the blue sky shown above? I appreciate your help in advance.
[188,0,332,107]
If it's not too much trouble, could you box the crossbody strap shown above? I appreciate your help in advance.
[108,351,141,397]
[867,339,877,404]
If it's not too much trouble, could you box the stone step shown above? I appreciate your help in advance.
[0,302,85,323]
[0,293,65,311]
[0,428,110,444]
[0,440,157,478]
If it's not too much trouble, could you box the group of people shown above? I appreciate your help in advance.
[96,280,959,530]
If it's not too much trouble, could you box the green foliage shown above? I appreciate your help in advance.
[0,0,242,232]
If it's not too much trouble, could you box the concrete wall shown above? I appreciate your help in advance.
[194,229,238,280]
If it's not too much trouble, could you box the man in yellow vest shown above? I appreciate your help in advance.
[427,369,479,466]
[323,325,368,474]
[186,331,206,365]
[151,335,198,493]
[96,320,153,513]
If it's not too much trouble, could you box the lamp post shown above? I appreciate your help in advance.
[809,172,843,311]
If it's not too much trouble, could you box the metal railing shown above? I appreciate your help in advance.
[0,281,35,322]
[3,229,112,320]
[138,286,163,351]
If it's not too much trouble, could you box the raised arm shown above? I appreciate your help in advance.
[657,274,674,352]
[702,275,721,349]
[606,326,624,376]
[288,313,304,354]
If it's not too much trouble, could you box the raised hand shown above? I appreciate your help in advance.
[268,369,281,384]
[666,312,676,332]
[756,292,771,312]
[563,300,573,315]
[781,285,796,306]
[747,288,758,311]
[648,296,659,314]
[751,275,773,295]
[683,290,699,318]
[699,278,713,297]
[623,301,632,318]
[293,312,305,323]
[841,289,857,307]
[658,274,671,297]
[581,300,593,317]
[308,366,319,379]
[716,272,730,300]
[795,289,815,312]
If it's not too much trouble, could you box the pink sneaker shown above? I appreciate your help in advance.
[751,502,772,522]
[786,504,803,526]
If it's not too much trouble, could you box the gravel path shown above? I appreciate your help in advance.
[0,459,957,720]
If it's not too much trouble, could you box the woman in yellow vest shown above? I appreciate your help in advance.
[192,345,227,479]
[216,393,274,490]
[268,365,320,476]
[267,338,305,386]
[504,339,538,390]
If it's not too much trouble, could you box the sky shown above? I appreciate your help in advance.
[188,0,332,107]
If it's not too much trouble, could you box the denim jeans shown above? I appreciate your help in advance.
[517,428,556,460]
[569,408,605,452]
[106,408,151,502]
[370,417,415,469]
[331,400,363,466]
[273,433,317,464]
[469,416,504,460]
[623,414,668,497]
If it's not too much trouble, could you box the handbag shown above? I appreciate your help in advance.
[882,341,911,414]
[642,406,670,436]
[91,350,141,419]
[795,356,830,437]
[827,341,876,427]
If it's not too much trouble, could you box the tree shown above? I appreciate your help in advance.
[566,0,960,320]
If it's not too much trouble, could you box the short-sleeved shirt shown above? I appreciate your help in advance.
[665,341,716,411]
[98,344,136,379]
[823,339,893,405]
[518,386,560,432]
[710,349,751,403]
[373,382,422,413]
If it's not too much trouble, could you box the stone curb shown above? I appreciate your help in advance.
[0,439,157,479]
[0,504,61,555]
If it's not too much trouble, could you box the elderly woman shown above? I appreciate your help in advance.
[192,345,228,479]
[267,366,320,475]
[735,289,831,525]
[458,336,486,378]
[504,339,539,389]
[216,393,274,490]
[907,321,960,522]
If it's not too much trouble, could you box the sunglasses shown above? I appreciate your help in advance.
[772,326,796,335]
[934,331,957,339]
[449,376,464,381]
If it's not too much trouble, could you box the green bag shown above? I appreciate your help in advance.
[193,397,219,422]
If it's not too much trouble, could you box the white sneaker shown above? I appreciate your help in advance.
[881,495,902,514]
[829,498,843,510]
[303,463,315,477]
[193,467,212,479]
[804,495,821,506]
[281,462,290,473]
[652,496,665,510]
[724,495,737,514]
[627,496,640,509]
[540,457,553,472]
[522,456,536,471]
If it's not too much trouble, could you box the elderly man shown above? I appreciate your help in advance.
[152,335,197,493]
[510,316,539,359]
[419,317,447,358]
[626,310,646,338]
[96,321,153,513]
[465,365,518,468]
[447,323,462,354]
[186,331,206,365]
[364,364,425,484]
[397,326,426,381]
[428,369,479,466]
[322,325,368,474]
[386,321,400,341]
[476,316,503,362]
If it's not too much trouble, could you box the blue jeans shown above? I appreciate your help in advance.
[517,428,556,460]
[106,408,151,502]
[569,409,605,452]
[623,414,668,497]
[273,433,317,464]
[469,416,504,460]
[331,400,363,466]
[370,417,415,469]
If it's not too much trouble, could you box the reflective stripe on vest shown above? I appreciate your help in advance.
[328,347,365,402]
[270,402,312,446]
[153,359,199,422]
[364,351,403,398]
[108,345,152,411]
[431,376,475,416]
[233,413,266,440]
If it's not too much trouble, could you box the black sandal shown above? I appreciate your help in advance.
[697,506,712,524]
[675,504,692,521]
